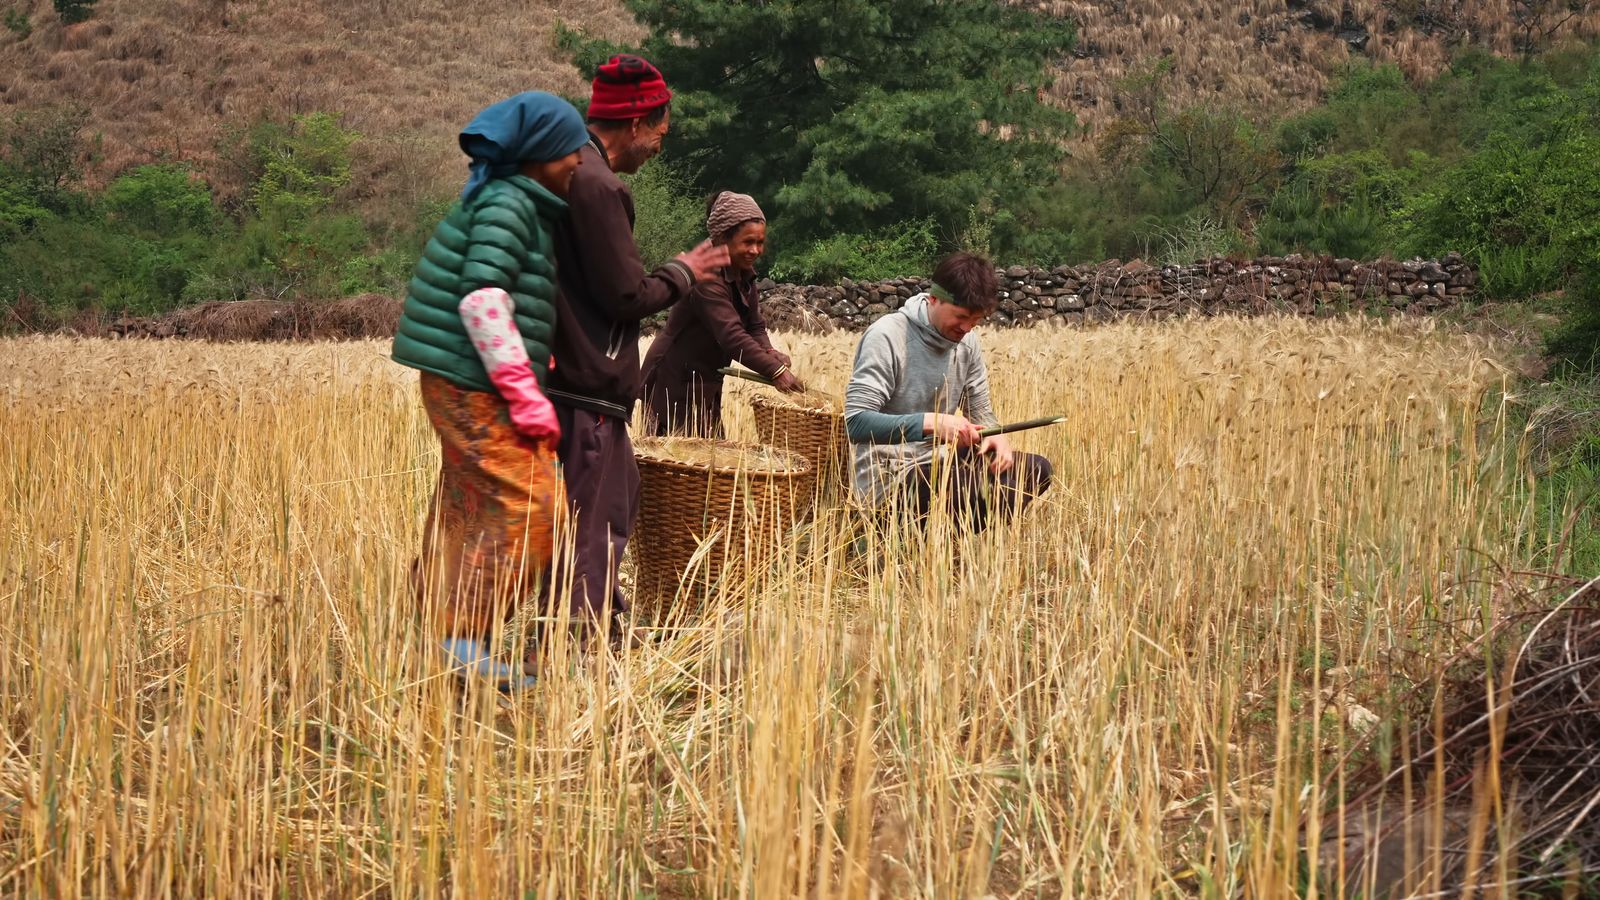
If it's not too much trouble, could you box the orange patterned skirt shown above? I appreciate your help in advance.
[412,373,559,639]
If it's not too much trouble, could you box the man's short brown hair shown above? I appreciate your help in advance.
[931,252,999,313]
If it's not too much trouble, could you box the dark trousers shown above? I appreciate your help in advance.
[551,402,639,629]
[898,449,1053,533]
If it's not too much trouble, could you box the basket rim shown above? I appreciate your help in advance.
[747,389,841,415]
[633,436,814,478]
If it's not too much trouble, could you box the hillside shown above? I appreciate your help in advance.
[1030,0,1600,142]
[0,0,643,207]
[2,0,1597,199]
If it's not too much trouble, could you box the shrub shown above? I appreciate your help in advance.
[52,0,95,25]
[104,164,216,236]
[1,105,91,209]
[770,218,938,283]
[4,9,31,38]
[1395,126,1600,299]
[1147,212,1245,266]
[0,165,52,238]
[246,112,358,224]
[622,163,704,270]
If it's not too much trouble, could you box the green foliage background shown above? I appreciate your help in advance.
[1,8,1599,353]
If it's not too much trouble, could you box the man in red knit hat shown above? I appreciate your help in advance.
[544,54,728,652]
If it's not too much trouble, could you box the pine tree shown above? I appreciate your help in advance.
[561,0,1075,267]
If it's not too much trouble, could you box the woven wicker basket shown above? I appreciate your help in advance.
[631,437,814,620]
[748,389,847,490]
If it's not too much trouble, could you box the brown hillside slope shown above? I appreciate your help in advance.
[2,0,1597,200]
[1031,0,1600,142]
[0,0,641,206]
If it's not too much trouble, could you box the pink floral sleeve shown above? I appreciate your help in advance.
[459,288,560,446]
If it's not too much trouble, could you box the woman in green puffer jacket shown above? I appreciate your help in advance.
[391,91,584,692]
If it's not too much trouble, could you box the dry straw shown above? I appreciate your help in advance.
[0,316,1574,896]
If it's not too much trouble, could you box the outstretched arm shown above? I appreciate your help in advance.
[565,177,697,319]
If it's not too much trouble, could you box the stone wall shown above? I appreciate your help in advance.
[100,254,1478,340]
[754,253,1478,333]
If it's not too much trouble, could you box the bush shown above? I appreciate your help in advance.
[770,218,938,283]
[1147,212,1245,266]
[0,165,52,239]
[104,165,215,236]
[52,0,94,25]
[4,9,32,38]
[1,105,90,210]
[622,163,704,270]
[246,112,358,224]
[1395,126,1600,299]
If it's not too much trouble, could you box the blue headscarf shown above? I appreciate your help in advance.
[459,92,589,200]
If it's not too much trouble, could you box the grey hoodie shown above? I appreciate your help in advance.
[843,294,999,502]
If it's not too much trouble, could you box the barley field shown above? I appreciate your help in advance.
[0,316,1544,896]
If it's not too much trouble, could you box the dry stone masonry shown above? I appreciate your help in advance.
[754,253,1477,333]
[100,255,1476,340]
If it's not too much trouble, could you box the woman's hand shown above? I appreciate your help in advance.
[460,288,561,447]
[491,366,561,446]
[773,370,805,393]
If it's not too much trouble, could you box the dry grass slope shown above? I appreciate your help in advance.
[1026,0,1600,141]
[0,317,1561,896]
[0,0,642,203]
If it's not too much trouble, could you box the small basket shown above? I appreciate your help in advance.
[631,437,814,621]
[748,389,848,491]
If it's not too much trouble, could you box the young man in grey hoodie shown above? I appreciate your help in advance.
[843,252,1053,530]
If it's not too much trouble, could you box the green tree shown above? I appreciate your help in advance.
[104,164,216,236]
[561,0,1075,276]
[245,111,357,224]
[1098,58,1281,228]
[0,105,91,210]
[622,162,704,269]
[52,0,96,25]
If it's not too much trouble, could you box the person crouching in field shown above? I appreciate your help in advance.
[640,191,805,437]
[843,252,1053,532]
[390,92,587,691]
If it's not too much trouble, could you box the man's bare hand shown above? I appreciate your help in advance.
[773,370,805,393]
[925,412,981,448]
[675,240,731,282]
[979,434,1015,473]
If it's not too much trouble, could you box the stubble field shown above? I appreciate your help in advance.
[0,316,1545,896]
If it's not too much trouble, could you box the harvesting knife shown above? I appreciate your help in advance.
[977,415,1067,438]
[717,365,777,386]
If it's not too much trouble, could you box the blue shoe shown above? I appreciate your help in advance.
[440,638,538,692]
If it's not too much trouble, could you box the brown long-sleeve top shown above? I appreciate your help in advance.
[640,268,785,392]
[548,136,695,419]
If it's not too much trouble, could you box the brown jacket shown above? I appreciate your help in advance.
[548,136,695,419]
[640,268,783,436]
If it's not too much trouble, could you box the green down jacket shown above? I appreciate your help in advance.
[391,174,565,392]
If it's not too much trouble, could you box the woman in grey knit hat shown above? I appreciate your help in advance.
[640,190,805,437]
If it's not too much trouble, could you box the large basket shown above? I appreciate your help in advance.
[631,437,814,621]
[748,389,848,491]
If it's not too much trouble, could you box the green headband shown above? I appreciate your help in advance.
[928,282,953,303]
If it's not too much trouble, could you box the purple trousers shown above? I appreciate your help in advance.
[899,449,1053,533]
[551,402,639,629]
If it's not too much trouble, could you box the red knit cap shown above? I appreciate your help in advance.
[587,55,673,120]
